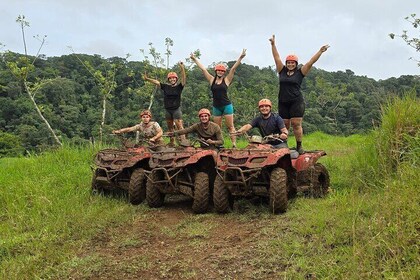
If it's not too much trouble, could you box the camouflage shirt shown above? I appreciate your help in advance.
[133,121,164,145]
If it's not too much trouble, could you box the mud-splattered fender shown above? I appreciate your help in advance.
[292,150,327,172]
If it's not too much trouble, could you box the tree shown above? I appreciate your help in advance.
[164,37,173,70]
[6,15,62,146]
[0,131,24,157]
[389,14,420,66]
[139,39,175,110]
[69,49,122,143]
[305,76,348,134]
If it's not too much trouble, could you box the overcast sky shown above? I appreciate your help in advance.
[1,0,419,80]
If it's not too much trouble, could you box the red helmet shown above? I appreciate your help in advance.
[140,109,152,118]
[167,72,178,80]
[258,99,272,108]
[198,108,211,117]
[285,54,298,63]
[214,64,227,72]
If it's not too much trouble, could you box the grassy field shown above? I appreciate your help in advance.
[1,95,419,279]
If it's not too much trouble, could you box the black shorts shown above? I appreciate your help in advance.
[278,98,305,119]
[165,107,182,120]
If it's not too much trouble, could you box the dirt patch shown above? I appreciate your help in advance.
[74,196,280,279]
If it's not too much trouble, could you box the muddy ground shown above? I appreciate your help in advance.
[72,195,289,280]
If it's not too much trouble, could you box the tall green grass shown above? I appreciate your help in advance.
[355,92,419,185]
[0,144,140,279]
[377,92,419,176]
[348,93,420,278]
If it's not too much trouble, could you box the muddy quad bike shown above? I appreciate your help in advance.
[91,134,158,205]
[145,137,217,214]
[214,134,330,214]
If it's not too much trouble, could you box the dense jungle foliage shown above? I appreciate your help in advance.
[0,51,419,155]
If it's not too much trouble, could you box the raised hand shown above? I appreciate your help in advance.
[269,35,276,45]
[240,49,247,59]
[320,45,330,52]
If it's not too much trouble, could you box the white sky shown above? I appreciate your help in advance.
[1,0,419,80]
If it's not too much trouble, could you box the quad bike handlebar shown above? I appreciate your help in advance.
[229,131,244,137]
[195,137,211,147]
[231,131,284,144]
[110,133,159,148]
[162,134,210,147]
[262,134,284,143]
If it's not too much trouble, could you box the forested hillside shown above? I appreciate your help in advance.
[0,51,419,154]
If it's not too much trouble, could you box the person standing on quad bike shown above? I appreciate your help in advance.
[167,108,224,149]
[270,34,329,154]
[235,99,289,148]
[112,109,164,145]
[190,49,246,148]
[143,62,186,146]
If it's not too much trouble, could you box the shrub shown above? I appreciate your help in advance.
[0,131,24,157]
[375,91,419,175]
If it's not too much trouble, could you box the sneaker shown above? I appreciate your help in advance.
[297,146,305,155]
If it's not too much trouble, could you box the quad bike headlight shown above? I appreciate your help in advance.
[113,160,128,165]
[250,157,267,163]
[220,156,228,163]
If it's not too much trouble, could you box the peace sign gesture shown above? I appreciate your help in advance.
[269,34,276,45]
[240,49,247,59]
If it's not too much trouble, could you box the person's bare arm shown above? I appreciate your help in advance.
[236,124,252,134]
[225,49,246,86]
[179,61,186,86]
[269,35,284,73]
[190,53,214,84]
[301,45,330,76]
[143,72,161,86]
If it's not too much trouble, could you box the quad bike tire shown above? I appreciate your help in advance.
[269,168,288,214]
[213,175,233,213]
[146,172,165,208]
[310,163,330,198]
[128,168,146,205]
[192,172,209,214]
[287,170,298,199]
